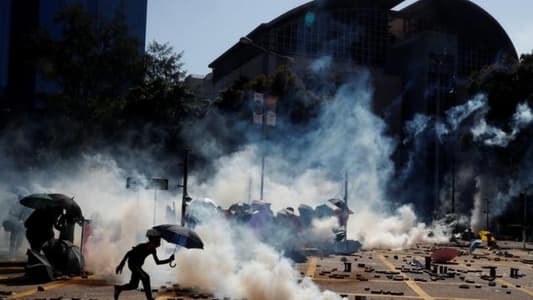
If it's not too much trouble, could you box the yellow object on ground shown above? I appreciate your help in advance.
[479,230,496,242]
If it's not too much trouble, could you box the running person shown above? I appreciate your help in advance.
[114,229,174,300]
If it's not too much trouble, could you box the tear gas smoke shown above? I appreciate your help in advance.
[446,95,487,131]
[185,67,448,251]
[0,60,469,297]
[403,114,431,144]
[173,214,341,300]
[310,216,339,242]
[470,177,484,232]
[402,93,533,229]
[189,145,340,211]
[348,205,449,250]
[471,102,533,147]
[0,154,178,282]
[310,55,333,74]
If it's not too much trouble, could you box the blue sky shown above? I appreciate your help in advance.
[147,0,533,76]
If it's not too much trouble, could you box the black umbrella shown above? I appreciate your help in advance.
[20,193,83,221]
[153,224,204,249]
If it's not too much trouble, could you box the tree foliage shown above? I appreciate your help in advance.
[5,5,201,166]
[214,65,322,126]
[469,52,533,126]
[125,42,196,126]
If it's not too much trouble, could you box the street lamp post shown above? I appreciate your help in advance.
[180,148,190,226]
[239,37,293,201]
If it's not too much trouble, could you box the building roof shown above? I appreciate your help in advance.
[209,0,406,68]
[398,0,517,58]
[209,0,517,70]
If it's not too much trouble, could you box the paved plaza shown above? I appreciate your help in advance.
[1,242,532,300]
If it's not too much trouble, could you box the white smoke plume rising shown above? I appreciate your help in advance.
[0,63,454,299]
[404,93,532,148]
[470,177,484,232]
[189,146,340,211]
[174,214,341,300]
[403,113,431,144]
[348,205,449,250]
[471,102,533,147]
[186,69,448,252]
[0,154,178,282]
[310,216,339,242]
[446,94,487,131]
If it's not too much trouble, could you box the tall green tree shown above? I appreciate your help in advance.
[124,41,197,126]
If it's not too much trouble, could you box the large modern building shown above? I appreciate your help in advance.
[209,0,516,112]
[208,0,518,218]
[0,0,148,110]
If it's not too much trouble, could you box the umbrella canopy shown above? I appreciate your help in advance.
[431,247,460,263]
[153,224,204,249]
[20,193,83,221]
[228,202,250,215]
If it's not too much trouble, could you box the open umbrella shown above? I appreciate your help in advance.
[153,224,203,268]
[153,224,204,249]
[20,193,83,221]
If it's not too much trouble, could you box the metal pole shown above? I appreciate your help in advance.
[181,149,189,226]
[434,55,442,215]
[260,106,265,200]
[153,189,157,225]
[485,198,490,231]
[344,171,348,242]
[259,52,269,201]
[248,176,252,204]
[451,140,456,214]
[523,193,527,249]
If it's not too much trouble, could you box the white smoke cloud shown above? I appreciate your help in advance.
[310,216,338,242]
[0,154,179,282]
[174,215,341,300]
[513,102,533,128]
[310,55,333,74]
[403,113,431,144]
[470,177,484,232]
[446,94,487,131]
[471,102,533,147]
[189,146,340,211]
[348,205,448,250]
[0,63,457,299]
[471,119,514,147]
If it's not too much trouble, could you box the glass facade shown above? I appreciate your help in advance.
[35,0,147,95]
[95,0,147,51]
[262,7,389,66]
[0,0,12,90]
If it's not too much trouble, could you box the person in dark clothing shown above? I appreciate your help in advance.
[24,207,63,252]
[55,207,84,243]
[3,192,32,257]
[114,229,174,300]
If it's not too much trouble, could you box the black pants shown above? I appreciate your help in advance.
[118,264,152,300]
[26,228,54,252]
